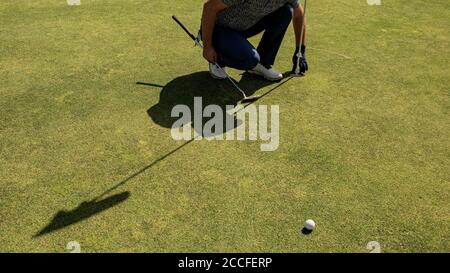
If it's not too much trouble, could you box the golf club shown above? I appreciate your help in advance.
[172,15,261,103]
[292,0,307,77]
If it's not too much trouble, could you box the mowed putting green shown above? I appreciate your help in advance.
[0,0,449,252]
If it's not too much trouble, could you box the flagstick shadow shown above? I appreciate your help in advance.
[35,139,195,237]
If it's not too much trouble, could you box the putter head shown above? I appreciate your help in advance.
[241,96,261,104]
[291,51,306,77]
[290,62,306,77]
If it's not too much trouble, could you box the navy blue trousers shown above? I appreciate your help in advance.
[213,4,294,70]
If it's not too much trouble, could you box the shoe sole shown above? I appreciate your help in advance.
[209,71,227,80]
[209,64,227,80]
[247,70,283,81]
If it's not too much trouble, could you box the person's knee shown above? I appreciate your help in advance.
[240,49,260,70]
[284,4,294,20]
[278,4,294,23]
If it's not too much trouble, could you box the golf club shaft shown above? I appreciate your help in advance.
[213,64,248,98]
[172,16,198,43]
[296,0,307,74]
[183,35,248,98]
[172,15,248,99]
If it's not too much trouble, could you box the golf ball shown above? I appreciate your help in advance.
[304,219,316,231]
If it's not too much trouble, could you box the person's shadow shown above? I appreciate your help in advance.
[143,71,288,136]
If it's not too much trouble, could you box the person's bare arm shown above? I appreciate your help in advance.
[291,3,309,74]
[201,0,228,63]
[293,4,306,47]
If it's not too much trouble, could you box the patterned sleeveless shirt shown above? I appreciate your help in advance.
[217,0,299,31]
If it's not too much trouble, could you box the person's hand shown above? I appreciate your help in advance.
[203,45,217,64]
[291,46,308,75]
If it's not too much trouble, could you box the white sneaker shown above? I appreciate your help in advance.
[248,63,283,81]
[209,63,227,80]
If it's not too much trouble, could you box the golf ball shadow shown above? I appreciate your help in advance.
[301,227,313,235]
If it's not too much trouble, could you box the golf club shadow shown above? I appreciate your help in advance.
[145,71,277,137]
[241,73,294,110]
[35,191,130,237]
[136,82,165,88]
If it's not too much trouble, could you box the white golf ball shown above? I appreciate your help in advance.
[304,219,316,231]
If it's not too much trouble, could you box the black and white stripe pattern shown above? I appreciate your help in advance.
[218,0,299,31]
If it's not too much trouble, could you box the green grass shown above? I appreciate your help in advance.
[0,0,449,252]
